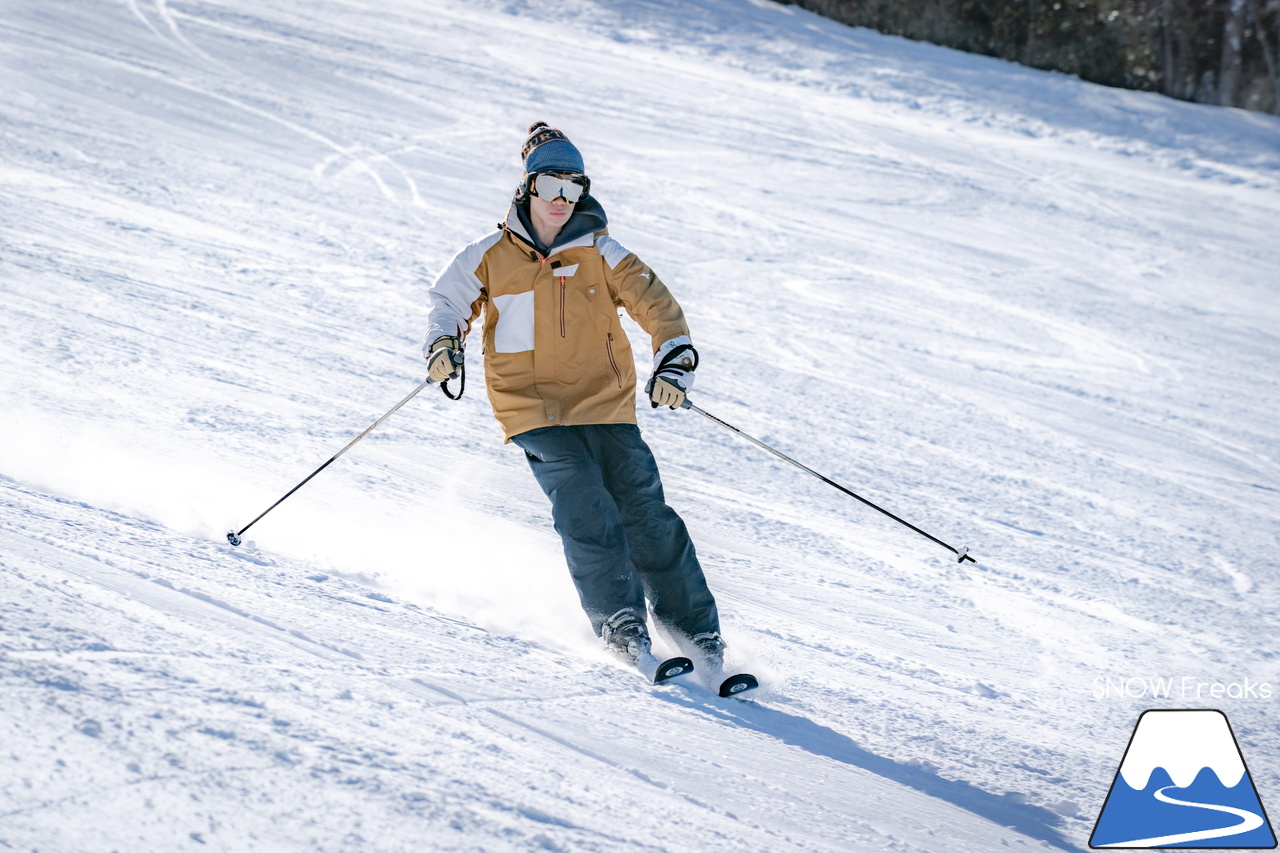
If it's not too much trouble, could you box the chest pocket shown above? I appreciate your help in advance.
[553,257,615,334]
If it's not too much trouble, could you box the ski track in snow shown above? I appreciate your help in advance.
[2,0,1279,850]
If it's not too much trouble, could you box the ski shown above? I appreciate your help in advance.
[634,651,695,685]
[717,672,759,698]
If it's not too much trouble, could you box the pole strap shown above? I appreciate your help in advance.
[441,352,465,400]
[654,343,699,379]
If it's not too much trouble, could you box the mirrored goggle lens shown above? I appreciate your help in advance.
[532,173,588,203]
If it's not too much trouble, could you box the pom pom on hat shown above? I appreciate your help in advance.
[522,121,585,175]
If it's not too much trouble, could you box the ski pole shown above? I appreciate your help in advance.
[226,366,454,547]
[680,399,975,563]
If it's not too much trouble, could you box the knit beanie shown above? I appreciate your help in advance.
[521,121,585,175]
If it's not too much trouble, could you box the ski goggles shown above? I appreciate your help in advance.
[529,171,590,203]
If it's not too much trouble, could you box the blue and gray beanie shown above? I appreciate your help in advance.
[522,121,585,175]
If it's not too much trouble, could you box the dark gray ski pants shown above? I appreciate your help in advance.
[511,423,720,640]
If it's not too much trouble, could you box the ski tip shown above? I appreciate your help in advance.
[653,656,694,684]
[718,673,759,698]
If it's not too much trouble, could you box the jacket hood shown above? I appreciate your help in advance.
[507,196,608,255]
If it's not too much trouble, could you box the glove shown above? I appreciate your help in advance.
[426,335,462,383]
[646,338,698,409]
[647,375,688,409]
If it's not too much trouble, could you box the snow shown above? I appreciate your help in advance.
[3,0,1279,850]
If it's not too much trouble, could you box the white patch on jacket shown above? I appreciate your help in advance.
[596,235,632,270]
[491,291,536,353]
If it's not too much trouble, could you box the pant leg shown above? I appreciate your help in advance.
[583,424,721,640]
[511,426,645,635]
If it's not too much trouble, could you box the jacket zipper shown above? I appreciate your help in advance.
[606,333,622,387]
[537,254,567,339]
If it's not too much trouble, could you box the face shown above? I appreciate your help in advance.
[529,193,574,238]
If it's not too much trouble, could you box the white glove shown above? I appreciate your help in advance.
[647,337,698,409]
[426,335,462,383]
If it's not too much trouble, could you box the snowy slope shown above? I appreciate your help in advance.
[3,0,1279,850]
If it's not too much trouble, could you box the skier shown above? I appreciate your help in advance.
[422,121,726,671]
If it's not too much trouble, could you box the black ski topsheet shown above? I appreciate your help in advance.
[630,647,758,697]
[634,651,694,684]
[718,672,759,698]
[654,656,695,684]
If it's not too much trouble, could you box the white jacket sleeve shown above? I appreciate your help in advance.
[422,230,502,358]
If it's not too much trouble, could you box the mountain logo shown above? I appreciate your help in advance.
[1091,709,1276,849]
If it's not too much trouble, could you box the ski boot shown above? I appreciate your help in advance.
[691,631,727,671]
[602,608,693,684]
[601,607,651,663]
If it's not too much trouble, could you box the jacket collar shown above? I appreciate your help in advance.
[505,196,608,257]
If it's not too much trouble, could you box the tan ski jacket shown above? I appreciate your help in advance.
[424,203,692,442]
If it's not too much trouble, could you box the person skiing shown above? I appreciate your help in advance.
[422,121,726,671]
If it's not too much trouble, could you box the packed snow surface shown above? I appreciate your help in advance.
[3,0,1279,850]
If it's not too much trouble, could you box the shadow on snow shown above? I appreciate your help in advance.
[657,690,1086,853]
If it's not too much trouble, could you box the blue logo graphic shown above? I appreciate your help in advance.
[1091,709,1276,848]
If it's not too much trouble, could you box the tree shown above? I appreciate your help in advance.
[1252,0,1280,112]
[1219,0,1248,104]
[784,0,1278,112]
